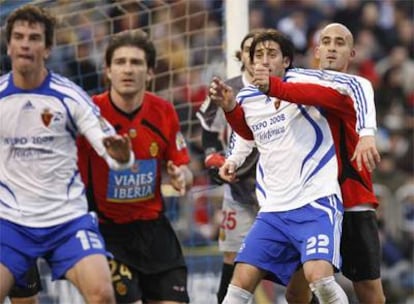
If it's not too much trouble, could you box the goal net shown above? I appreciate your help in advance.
[0,0,249,303]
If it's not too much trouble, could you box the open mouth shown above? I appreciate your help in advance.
[17,54,33,61]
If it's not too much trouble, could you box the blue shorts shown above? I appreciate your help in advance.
[0,212,110,287]
[235,194,343,286]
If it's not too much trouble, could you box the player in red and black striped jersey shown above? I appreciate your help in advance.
[78,29,193,304]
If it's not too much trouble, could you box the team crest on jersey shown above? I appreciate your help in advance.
[149,142,159,157]
[128,128,137,138]
[175,132,187,151]
[115,281,127,296]
[41,108,53,127]
[274,98,281,110]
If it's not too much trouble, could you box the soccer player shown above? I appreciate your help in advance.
[253,23,385,304]
[196,30,261,303]
[0,5,134,304]
[221,23,385,303]
[211,29,349,304]
[77,29,193,304]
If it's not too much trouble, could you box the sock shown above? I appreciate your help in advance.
[222,284,253,304]
[309,276,349,304]
[217,263,235,303]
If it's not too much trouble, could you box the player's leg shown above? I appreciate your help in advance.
[65,254,114,303]
[223,213,298,303]
[341,211,385,303]
[299,195,348,303]
[9,265,42,304]
[108,258,142,304]
[285,268,313,304]
[222,263,263,304]
[217,185,257,303]
[140,267,189,304]
[0,263,15,302]
[0,219,39,303]
[48,213,115,303]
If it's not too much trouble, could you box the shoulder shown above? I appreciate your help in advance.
[49,72,92,102]
[144,91,175,111]
[91,91,109,106]
[237,85,262,100]
[0,73,11,95]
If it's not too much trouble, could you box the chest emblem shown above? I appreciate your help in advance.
[149,142,159,157]
[128,128,137,138]
[274,98,281,110]
[41,108,53,127]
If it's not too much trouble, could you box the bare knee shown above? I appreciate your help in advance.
[82,283,114,304]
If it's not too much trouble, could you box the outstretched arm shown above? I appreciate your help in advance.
[253,64,353,119]
[254,65,380,172]
[209,77,254,140]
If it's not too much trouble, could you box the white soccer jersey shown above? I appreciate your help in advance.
[0,72,116,227]
[234,86,341,212]
[285,68,377,136]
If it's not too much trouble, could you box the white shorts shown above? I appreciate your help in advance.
[218,184,258,252]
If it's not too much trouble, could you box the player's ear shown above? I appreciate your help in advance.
[283,56,291,69]
[350,48,356,60]
[44,47,51,60]
[147,67,154,82]
[314,46,321,60]
[105,66,112,81]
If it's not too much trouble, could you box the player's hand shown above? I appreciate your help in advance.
[219,160,238,183]
[209,77,236,112]
[204,153,226,185]
[351,135,381,172]
[167,160,186,195]
[253,63,270,93]
[103,134,131,163]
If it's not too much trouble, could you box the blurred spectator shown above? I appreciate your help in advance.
[376,65,409,125]
[375,183,414,302]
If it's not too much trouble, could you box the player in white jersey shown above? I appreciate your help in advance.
[0,5,133,303]
[210,29,349,304]
[253,24,385,304]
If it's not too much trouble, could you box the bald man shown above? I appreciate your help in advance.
[280,23,385,304]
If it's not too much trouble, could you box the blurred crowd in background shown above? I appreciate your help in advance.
[1,0,413,302]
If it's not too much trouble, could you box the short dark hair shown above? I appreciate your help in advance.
[249,29,294,70]
[105,29,156,69]
[6,4,56,49]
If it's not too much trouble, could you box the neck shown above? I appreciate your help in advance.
[110,88,144,113]
[13,67,48,90]
[244,70,254,84]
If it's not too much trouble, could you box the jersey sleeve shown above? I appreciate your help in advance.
[269,75,360,122]
[226,131,256,169]
[283,69,377,136]
[166,104,190,166]
[224,104,254,140]
[71,92,133,170]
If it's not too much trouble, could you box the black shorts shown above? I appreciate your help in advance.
[100,215,189,302]
[341,210,381,281]
[110,260,189,303]
[8,265,42,298]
